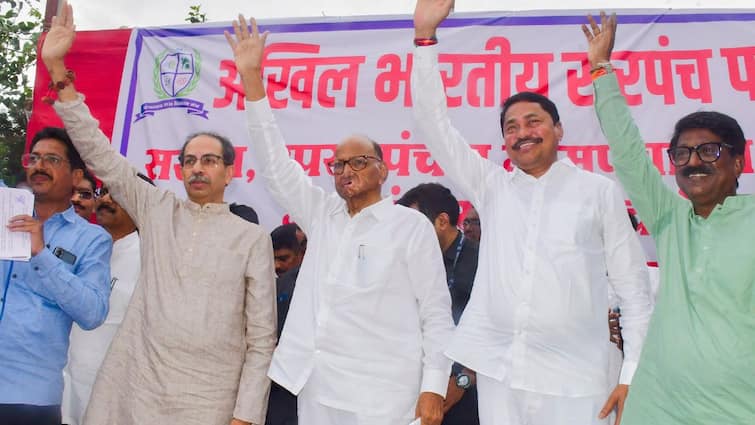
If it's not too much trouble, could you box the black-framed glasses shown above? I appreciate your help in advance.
[22,153,69,169]
[180,154,225,168]
[73,189,95,200]
[463,218,480,227]
[327,155,381,175]
[95,187,110,198]
[667,142,734,166]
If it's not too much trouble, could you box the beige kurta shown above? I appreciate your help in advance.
[54,96,277,425]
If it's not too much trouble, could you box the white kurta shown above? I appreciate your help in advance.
[63,231,140,425]
[245,98,455,420]
[411,45,652,400]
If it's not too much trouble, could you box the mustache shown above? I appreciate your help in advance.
[187,174,210,184]
[31,171,52,179]
[97,204,117,213]
[682,165,715,177]
[512,137,543,150]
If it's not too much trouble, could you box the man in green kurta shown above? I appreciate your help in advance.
[582,12,754,425]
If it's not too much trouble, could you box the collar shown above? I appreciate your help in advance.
[60,205,80,223]
[511,157,576,182]
[331,196,394,221]
[690,194,753,221]
[185,199,231,214]
[443,231,465,261]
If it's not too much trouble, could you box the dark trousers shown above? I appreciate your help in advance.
[265,382,298,425]
[0,404,61,425]
[442,386,480,425]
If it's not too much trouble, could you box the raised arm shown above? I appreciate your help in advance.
[226,15,329,231]
[41,1,165,229]
[412,0,499,208]
[583,12,681,234]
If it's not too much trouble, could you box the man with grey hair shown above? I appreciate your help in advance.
[227,14,454,425]
[41,4,277,425]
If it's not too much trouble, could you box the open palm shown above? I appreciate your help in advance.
[41,1,76,64]
[224,15,268,76]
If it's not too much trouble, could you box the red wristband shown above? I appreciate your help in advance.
[414,36,438,47]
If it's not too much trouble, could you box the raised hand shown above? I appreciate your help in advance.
[41,0,76,68]
[581,11,617,69]
[224,15,268,78]
[224,14,268,101]
[414,0,455,39]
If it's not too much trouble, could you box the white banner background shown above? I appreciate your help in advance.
[110,10,755,261]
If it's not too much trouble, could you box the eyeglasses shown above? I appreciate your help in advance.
[667,142,734,166]
[327,155,381,175]
[463,218,481,227]
[180,154,226,168]
[95,187,110,198]
[22,153,69,169]
[73,189,95,200]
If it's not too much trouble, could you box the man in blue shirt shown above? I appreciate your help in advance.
[0,127,112,425]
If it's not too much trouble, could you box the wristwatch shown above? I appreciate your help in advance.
[455,372,471,389]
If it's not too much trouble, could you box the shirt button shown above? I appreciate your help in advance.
[11,274,17,279]
[33,266,39,271]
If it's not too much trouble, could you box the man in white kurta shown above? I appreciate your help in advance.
[411,2,652,424]
[62,179,146,425]
[225,16,455,425]
[42,6,277,425]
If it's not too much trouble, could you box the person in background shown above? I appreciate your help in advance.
[271,223,305,276]
[71,168,96,221]
[397,182,480,425]
[461,206,481,242]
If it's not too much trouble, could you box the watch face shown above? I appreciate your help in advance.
[456,374,471,389]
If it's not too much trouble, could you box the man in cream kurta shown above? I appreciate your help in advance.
[226,15,454,425]
[42,5,277,425]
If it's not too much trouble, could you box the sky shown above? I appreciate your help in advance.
[66,0,754,30]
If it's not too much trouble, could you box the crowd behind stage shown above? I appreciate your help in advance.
[1,1,753,425]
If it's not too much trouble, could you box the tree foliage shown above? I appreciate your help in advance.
[185,4,207,24]
[0,0,42,185]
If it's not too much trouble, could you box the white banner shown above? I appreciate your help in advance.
[110,10,755,260]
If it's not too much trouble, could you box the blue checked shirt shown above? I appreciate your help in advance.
[0,206,111,405]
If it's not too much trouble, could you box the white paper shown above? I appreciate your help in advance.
[0,187,34,261]
[407,419,421,425]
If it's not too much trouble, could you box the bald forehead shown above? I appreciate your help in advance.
[335,135,377,158]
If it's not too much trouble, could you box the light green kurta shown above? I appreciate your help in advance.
[594,73,755,425]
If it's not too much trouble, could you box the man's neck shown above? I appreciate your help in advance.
[105,224,137,242]
[346,192,383,216]
[693,191,737,219]
[33,198,71,223]
[440,228,461,253]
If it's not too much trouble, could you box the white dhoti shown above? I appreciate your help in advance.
[477,374,610,425]
[297,378,415,425]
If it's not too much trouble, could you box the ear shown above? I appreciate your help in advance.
[734,154,744,177]
[224,164,234,186]
[435,212,451,230]
[71,168,84,185]
[554,121,564,142]
[378,161,388,184]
